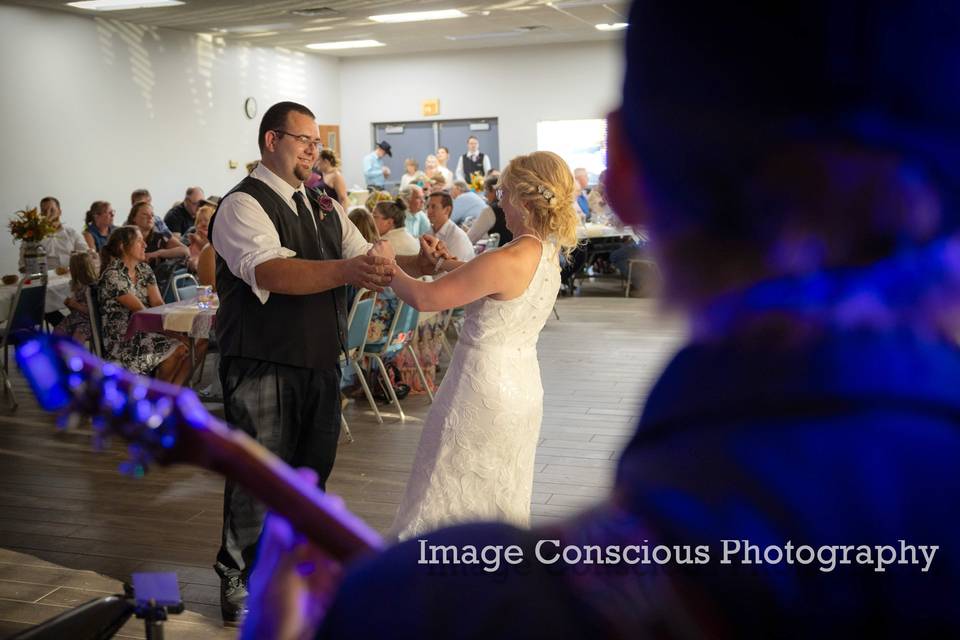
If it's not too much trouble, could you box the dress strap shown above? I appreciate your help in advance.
[512,234,543,243]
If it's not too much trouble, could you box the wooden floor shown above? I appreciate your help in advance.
[0,284,685,638]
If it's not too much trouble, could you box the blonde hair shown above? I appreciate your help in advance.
[499,151,579,256]
[195,205,215,228]
[69,252,98,288]
[349,207,380,243]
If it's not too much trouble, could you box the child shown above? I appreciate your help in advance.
[55,252,97,343]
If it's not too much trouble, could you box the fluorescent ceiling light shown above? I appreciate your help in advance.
[369,9,467,23]
[307,39,385,50]
[67,0,183,9]
[445,31,523,41]
[595,23,628,31]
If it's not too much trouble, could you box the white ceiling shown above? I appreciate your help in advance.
[10,0,629,56]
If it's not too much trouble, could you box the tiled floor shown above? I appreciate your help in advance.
[0,288,685,638]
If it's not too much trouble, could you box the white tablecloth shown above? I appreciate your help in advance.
[0,270,73,320]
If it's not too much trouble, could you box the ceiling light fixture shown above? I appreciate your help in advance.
[67,0,183,9]
[595,23,628,31]
[369,9,467,23]
[306,39,385,50]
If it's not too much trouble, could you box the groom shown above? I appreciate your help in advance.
[208,100,452,623]
[243,2,960,637]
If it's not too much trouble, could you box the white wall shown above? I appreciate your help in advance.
[337,41,623,188]
[0,4,340,275]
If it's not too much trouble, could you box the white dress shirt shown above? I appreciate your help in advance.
[383,227,420,256]
[19,225,88,270]
[435,218,475,263]
[467,206,497,244]
[212,163,372,304]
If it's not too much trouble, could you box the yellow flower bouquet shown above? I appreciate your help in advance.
[8,207,56,243]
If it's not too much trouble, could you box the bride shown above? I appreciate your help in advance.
[370,151,579,539]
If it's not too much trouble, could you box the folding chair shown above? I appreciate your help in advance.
[1,273,47,410]
[172,273,200,301]
[341,289,381,424]
[85,284,106,358]
[363,300,434,423]
[438,306,465,358]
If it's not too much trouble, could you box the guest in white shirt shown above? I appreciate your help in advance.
[435,146,454,186]
[426,191,474,262]
[399,158,422,190]
[372,198,420,256]
[19,196,89,271]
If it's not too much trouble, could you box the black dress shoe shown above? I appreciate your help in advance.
[217,568,248,625]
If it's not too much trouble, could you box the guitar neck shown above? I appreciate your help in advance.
[196,415,383,562]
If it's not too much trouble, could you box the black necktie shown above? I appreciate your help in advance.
[292,191,322,258]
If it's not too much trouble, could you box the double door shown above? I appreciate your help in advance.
[372,118,499,191]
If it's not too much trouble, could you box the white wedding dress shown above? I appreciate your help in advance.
[392,237,561,540]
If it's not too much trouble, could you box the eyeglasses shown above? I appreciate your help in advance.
[273,129,322,151]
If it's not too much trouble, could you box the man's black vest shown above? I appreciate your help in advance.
[461,152,486,180]
[209,176,346,370]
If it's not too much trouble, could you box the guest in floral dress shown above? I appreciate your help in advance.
[97,226,193,384]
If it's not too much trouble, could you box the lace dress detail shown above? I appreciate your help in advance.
[392,238,560,539]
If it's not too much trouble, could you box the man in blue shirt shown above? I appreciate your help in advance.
[449,180,488,225]
[362,141,391,190]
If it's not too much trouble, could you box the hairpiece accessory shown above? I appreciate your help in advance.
[537,184,558,206]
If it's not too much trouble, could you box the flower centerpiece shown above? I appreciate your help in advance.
[469,172,485,193]
[8,207,57,274]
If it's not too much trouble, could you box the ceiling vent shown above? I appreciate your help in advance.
[290,7,339,18]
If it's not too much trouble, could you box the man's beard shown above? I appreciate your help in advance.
[294,164,311,182]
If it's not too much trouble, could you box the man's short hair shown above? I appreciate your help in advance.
[258,101,315,152]
[467,135,479,143]
[131,189,150,204]
[185,187,202,200]
[429,191,453,210]
[40,196,60,209]
[574,167,588,175]
[452,180,470,192]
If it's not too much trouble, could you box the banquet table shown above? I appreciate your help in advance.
[0,270,73,320]
[125,297,217,340]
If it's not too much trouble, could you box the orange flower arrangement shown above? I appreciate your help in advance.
[469,172,485,193]
[8,207,56,243]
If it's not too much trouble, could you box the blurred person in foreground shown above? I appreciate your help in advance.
[243,2,960,637]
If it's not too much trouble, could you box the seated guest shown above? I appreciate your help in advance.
[423,154,441,183]
[53,252,98,342]
[399,185,431,238]
[18,196,88,271]
[372,199,420,256]
[82,201,117,253]
[573,167,591,218]
[97,226,191,384]
[427,173,447,195]
[348,207,380,243]
[163,186,205,238]
[467,176,513,246]
[186,205,213,273]
[131,188,173,237]
[399,158,420,190]
[426,191,474,262]
[450,180,488,225]
[127,201,189,295]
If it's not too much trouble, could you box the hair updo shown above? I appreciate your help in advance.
[374,197,408,229]
[318,149,339,168]
[499,151,579,255]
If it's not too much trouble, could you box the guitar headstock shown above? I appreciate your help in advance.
[16,334,214,476]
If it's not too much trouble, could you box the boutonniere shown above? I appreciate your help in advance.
[317,194,334,220]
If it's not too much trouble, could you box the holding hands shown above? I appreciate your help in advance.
[343,253,394,292]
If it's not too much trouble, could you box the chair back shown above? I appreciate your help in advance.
[86,284,105,357]
[381,301,420,357]
[345,289,376,355]
[162,266,189,303]
[4,273,47,345]
[172,273,200,301]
